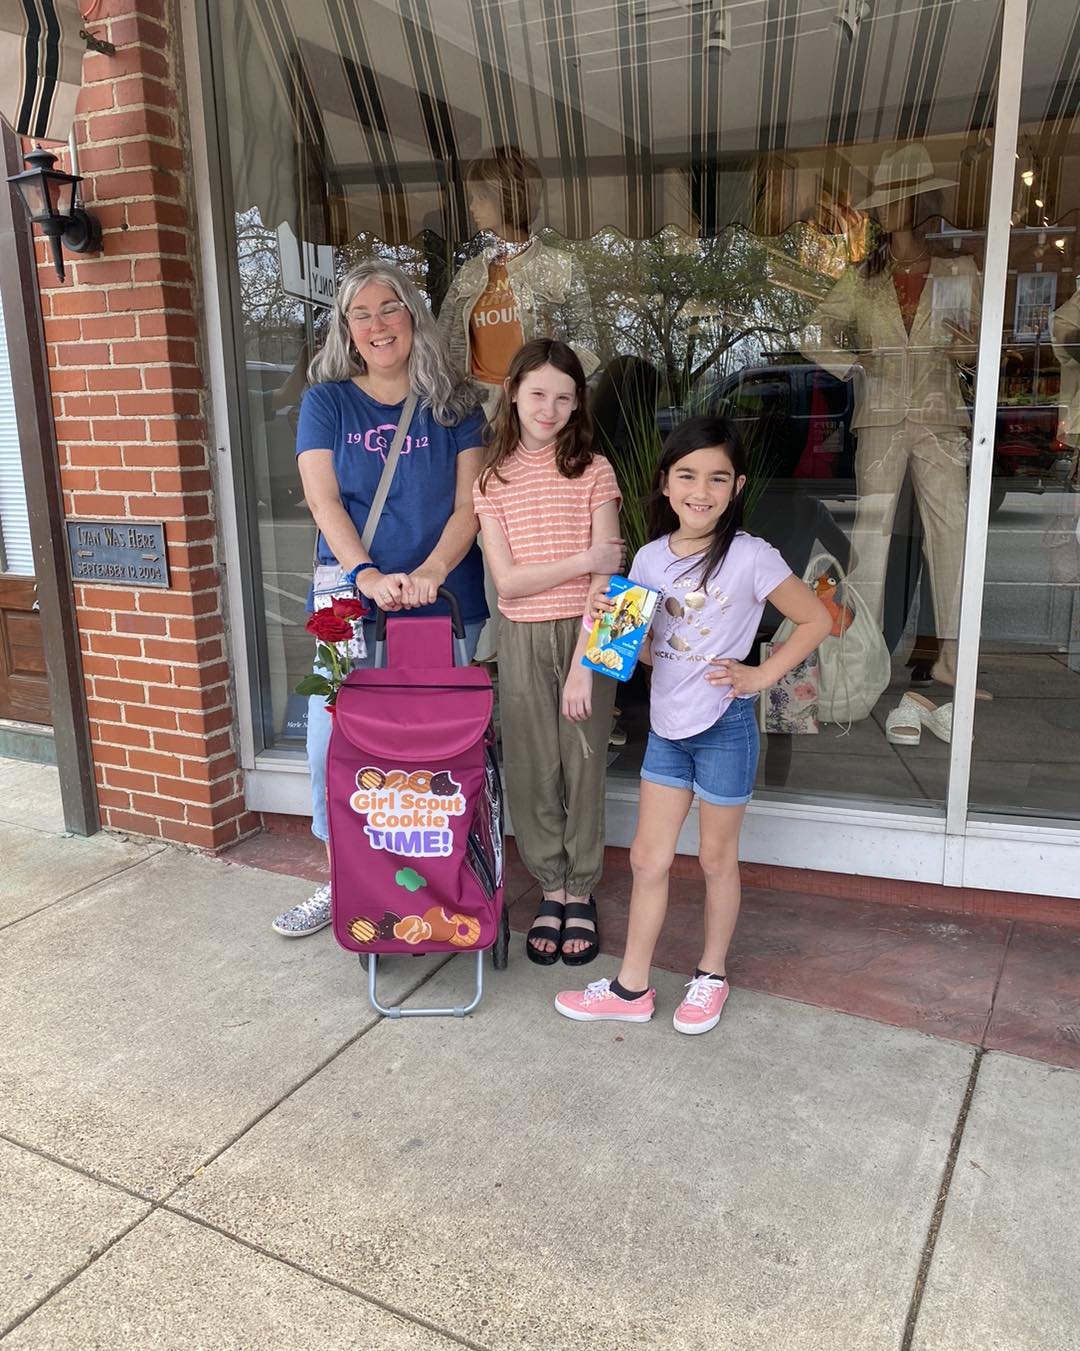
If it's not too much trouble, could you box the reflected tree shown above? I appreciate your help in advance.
[565,224,836,403]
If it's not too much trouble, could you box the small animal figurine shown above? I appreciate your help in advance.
[814,571,855,637]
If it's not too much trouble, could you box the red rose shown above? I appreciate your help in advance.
[305,611,353,643]
[331,595,366,621]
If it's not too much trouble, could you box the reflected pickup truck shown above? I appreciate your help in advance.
[672,363,1074,514]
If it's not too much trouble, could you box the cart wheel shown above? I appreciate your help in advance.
[357,952,369,972]
[492,906,510,970]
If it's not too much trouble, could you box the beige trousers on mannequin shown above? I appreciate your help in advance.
[848,422,970,644]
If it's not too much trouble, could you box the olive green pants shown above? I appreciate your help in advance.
[498,616,616,896]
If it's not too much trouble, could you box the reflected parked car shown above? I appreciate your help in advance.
[665,360,1072,514]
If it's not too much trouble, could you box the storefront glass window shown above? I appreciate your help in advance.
[212,0,1018,821]
[968,0,1080,822]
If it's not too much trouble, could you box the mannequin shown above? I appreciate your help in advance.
[1052,286,1080,462]
[437,145,599,417]
[438,147,600,665]
[1047,289,1080,590]
[804,143,985,699]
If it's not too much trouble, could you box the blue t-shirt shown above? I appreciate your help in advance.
[296,380,487,622]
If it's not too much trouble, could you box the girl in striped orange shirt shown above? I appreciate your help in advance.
[473,339,623,967]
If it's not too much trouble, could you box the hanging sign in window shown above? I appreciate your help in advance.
[277,225,336,307]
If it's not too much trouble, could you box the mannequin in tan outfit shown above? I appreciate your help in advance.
[805,144,987,697]
[437,147,599,663]
[437,146,599,417]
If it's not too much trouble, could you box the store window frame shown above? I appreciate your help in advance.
[942,0,1026,846]
[184,0,279,769]
[181,0,1080,896]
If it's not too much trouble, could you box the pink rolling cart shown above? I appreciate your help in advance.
[326,588,508,1017]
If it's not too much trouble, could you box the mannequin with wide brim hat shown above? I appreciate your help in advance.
[803,142,992,703]
[855,142,958,213]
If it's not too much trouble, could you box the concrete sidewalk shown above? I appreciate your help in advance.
[1,757,1077,1350]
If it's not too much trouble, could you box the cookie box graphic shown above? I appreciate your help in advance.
[581,575,661,683]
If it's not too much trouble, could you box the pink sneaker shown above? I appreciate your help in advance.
[555,978,656,1023]
[672,975,729,1035]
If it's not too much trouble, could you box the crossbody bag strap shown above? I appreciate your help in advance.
[310,390,419,571]
[360,390,418,553]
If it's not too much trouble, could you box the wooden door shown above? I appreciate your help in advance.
[0,574,50,724]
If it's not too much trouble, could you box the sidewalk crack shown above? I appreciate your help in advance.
[157,955,453,1199]
[157,1208,494,1351]
[899,1048,984,1351]
[0,846,167,934]
[0,1209,154,1341]
[0,959,455,1343]
[978,921,1014,1047]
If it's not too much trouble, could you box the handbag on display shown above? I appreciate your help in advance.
[309,393,419,666]
[769,549,891,726]
[758,640,820,734]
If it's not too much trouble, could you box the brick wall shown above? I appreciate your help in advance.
[35,0,256,850]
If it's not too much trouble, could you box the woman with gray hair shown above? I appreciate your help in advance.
[272,260,487,937]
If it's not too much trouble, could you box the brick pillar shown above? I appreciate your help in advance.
[35,0,257,850]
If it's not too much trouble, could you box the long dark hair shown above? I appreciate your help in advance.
[478,339,594,492]
[646,415,747,591]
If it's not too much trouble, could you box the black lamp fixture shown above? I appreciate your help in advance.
[7,145,102,282]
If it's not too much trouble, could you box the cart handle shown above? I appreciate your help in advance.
[373,585,466,643]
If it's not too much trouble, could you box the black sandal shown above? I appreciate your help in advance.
[525,898,565,966]
[560,896,600,967]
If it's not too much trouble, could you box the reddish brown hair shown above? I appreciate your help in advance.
[478,339,595,493]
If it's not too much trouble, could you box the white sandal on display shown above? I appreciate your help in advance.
[885,692,954,746]
[885,701,921,745]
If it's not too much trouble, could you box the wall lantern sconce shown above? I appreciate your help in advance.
[6,145,102,282]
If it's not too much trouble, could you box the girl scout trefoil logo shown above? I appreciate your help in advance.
[350,767,465,857]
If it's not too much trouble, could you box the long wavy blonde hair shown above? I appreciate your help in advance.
[308,260,478,426]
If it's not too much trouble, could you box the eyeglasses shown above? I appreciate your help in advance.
[345,300,410,331]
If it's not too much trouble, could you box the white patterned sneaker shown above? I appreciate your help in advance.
[271,883,332,937]
[672,975,729,1035]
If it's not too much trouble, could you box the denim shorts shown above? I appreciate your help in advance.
[641,696,760,806]
[307,618,483,842]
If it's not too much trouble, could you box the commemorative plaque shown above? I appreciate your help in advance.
[66,520,171,589]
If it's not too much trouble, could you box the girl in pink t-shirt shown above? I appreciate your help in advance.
[556,416,831,1033]
[474,339,623,967]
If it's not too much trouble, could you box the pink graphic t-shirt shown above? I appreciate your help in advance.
[630,532,792,741]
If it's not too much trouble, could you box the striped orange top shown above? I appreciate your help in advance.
[473,443,621,621]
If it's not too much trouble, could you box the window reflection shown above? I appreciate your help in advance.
[210,0,1080,826]
[969,8,1080,820]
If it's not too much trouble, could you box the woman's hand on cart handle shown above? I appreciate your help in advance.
[356,568,408,611]
[401,563,448,609]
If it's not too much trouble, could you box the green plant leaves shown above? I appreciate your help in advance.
[295,674,334,697]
